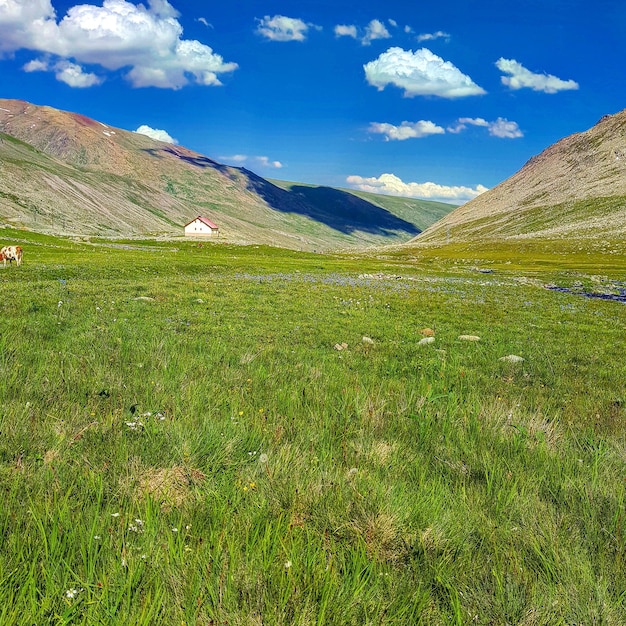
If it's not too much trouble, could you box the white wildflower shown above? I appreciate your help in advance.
[65,588,80,599]
[499,354,524,363]
[284,560,292,569]
[128,519,144,533]
[259,453,269,464]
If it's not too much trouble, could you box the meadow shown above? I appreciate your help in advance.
[0,231,624,625]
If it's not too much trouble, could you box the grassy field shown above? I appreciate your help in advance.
[0,231,625,625]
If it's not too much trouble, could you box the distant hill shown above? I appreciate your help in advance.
[412,109,626,247]
[0,99,454,250]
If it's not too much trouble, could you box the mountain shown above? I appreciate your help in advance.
[0,99,454,250]
[413,109,626,246]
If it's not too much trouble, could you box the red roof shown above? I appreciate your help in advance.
[185,216,219,229]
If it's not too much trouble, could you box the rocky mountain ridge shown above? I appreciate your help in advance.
[415,109,626,245]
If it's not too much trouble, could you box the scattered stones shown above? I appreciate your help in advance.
[420,328,435,337]
[334,342,348,351]
[418,337,435,346]
[499,354,525,363]
[459,335,481,341]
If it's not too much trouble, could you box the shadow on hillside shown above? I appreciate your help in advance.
[149,147,420,237]
[244,171,420,237]
[145,147,225,170]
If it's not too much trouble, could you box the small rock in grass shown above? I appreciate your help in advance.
[499,354,524,363]
[334,342,348,351]
[362,336,374,345]
[133,296,155,301]
[418,337,435,345]
[420,328,435,337]
[459,335,481,341]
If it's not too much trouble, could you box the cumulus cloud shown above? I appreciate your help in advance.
[23,58,50,72]
[334,19,391,45]
[135,124,177,144]
[54,59,102,87]
[448,116,523,138]
[24,56,102,86]
[417,31,450,43]
[362,19,391,45]
[496,58,579,93]
[0,0,237,89]
[334,24,357,38]
[364,47,486,98]
[256,15,315,42]
[347,173,488,203]
[220,154,283,169]
[368,120,445,140]
[256,156,283,168]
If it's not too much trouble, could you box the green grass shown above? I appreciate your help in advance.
[0,235,625,624]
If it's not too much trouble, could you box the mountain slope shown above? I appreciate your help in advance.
[0,99,454,249]
[413,109,626,246]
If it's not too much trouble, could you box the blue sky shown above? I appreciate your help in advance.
[1,0,624,204]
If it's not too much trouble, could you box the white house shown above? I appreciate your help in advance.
[184,216,219,237]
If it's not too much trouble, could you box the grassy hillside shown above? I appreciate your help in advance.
[0,231,624,624]
[0,99,455,250]
[270,179,455,238]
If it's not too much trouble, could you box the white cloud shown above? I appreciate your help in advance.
[334,19,391,45]
[219,154,283,169]
[135,124,177,144]
[368,120,445,140]
[23,56,102,86]
[448,116,523,138]
[347,173,488,203]
[417,31,450,43]
[496,58,579,93]
[361,19,390,45]
[222,154,247,163]
[54,59,102,87]
[256,15,313,42]
[0,0,237,89]
[255,156,283,168]
[23,57,50,72]
[197,17,212,28]
[334,24,357,39]
[364,47,486,98]
[487,117,523,138]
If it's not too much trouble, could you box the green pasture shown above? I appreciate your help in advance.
[0,233,624,624]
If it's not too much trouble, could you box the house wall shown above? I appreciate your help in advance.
[184,220,218,236]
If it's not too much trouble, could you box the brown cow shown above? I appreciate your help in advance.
[1,245,23,267]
